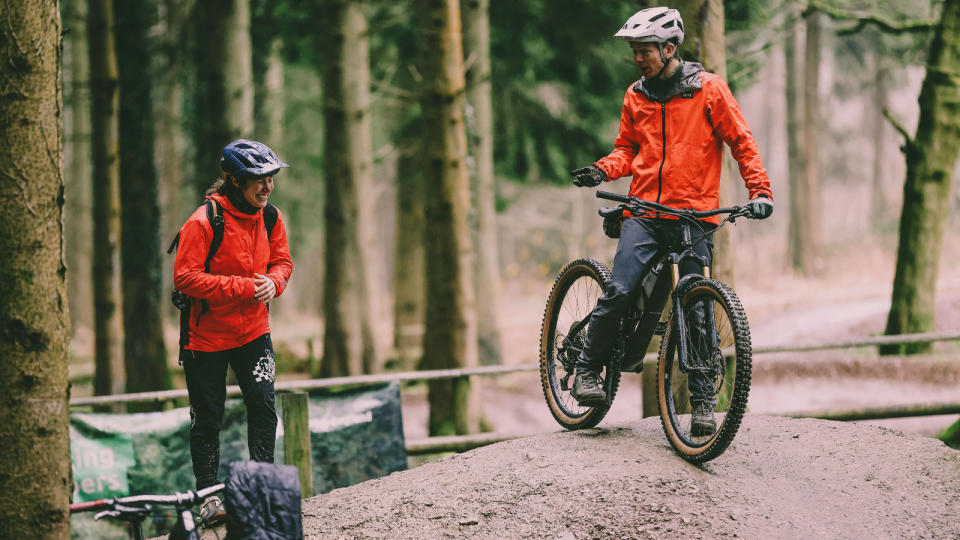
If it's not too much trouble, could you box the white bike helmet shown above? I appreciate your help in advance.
[614,7,684,45]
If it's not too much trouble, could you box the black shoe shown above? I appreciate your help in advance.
[571,371,606,405]
[691,401,717,437]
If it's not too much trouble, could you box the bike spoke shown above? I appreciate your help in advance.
[541,259,618,429]
[660,279,751,462]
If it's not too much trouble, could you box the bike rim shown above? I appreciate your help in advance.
[661,285,744,454]
[545,267,607,420]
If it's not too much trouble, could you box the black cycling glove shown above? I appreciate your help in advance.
[571,165,606,188]
[747,195,773,219]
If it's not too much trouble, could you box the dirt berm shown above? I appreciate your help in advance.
[301,415,960,539]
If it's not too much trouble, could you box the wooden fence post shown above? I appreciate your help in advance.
[281,392,313,498]
[642,357,658,418]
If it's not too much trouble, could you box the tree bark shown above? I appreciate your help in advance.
[882,0,960,355]
[256,38,285,151]
[157,0,186,319]
[115,0,172,409]
[88,0,126,399]
[674,0,735,285]
[871,62,889,217]
[463,0,503,366]
[801,9,822,273]
[393,146,426,371]
[319,0,381,377]
[190,0,254,193]
[0,1,72,535]
[785,11,809,273]
[63,0,93,333]
[417,0,478,436]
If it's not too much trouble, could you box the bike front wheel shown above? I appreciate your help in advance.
[539,258,621,430]
[657,278,752,463]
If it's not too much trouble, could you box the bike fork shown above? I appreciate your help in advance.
[670,263,712,370]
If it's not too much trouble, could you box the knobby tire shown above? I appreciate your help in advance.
[540,258,622,430]
[657,278,752,463]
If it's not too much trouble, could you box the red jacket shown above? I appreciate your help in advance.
[174,193,293,351]
[595,62,772,224]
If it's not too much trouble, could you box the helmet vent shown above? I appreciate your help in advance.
[649,12,666,22]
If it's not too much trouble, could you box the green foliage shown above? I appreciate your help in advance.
[725,0,769,33]
[490,2,638,184]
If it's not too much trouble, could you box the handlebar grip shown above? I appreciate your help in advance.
[596,190,631,203]
[70,500,110,513]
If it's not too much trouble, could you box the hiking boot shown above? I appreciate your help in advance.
[690,401,717,437]
[571,370,606,406]
[200,495,226,527]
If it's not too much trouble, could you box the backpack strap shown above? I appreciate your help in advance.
[263,203,278,240]
[203,199,225,273]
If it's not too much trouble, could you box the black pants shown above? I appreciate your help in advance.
[182,333,277,490]
[576,217,718,404]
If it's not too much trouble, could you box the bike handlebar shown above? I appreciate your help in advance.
[595,190,747,219]
[69,483,225,514]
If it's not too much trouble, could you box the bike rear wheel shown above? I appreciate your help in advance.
[657,278,752,463]
[540,258,621,430]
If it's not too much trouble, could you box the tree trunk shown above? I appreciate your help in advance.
[190,0,254,193]
[115,0,172,409]
[871,62,889,218]
[319,0,380,377]
[157,0,186,320]
[63,0,93,334]
[463,0,503,366]
[256,38,285,152]
[393,146,426,371]
[417,0,478,436]
[0,1,72,535]
[882,0,960,355]
[674,0,735,285]
[785,11,809,273]
[88,0,126,399]
[801,9,822,273]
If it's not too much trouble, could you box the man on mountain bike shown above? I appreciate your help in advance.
[570,7,773,436]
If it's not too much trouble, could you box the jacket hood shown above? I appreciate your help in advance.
[633,60,705,102]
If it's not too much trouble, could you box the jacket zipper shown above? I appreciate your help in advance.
[656,101,666,218]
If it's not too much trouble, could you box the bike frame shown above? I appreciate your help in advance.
[598,191,742,375]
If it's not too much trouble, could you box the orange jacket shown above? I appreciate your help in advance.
[174,193,293,351]
[595,62,772,224]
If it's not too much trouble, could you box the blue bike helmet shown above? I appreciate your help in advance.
[220,139,289,179]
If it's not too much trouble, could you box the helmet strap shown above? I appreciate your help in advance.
[651,42,678,80]
[651,43,670,80]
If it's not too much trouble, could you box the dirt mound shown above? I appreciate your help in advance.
[302,415,959,539]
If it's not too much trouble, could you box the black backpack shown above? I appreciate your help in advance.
[167,199,278,347]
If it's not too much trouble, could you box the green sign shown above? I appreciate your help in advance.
[70,426,136,502]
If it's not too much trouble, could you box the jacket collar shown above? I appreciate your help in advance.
[210,193,261,221]
[633,60,705,103]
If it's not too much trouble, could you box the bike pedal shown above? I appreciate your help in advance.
[654,321,668,336]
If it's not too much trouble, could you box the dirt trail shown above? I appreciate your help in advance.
[301,415,960,539]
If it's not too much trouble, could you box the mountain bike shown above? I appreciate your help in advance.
[69,483,224,540]
[539,190,754,463]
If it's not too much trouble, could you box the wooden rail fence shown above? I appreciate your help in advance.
[68,331,960,455]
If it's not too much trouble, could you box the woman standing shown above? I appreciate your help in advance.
[173,139,294,524]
